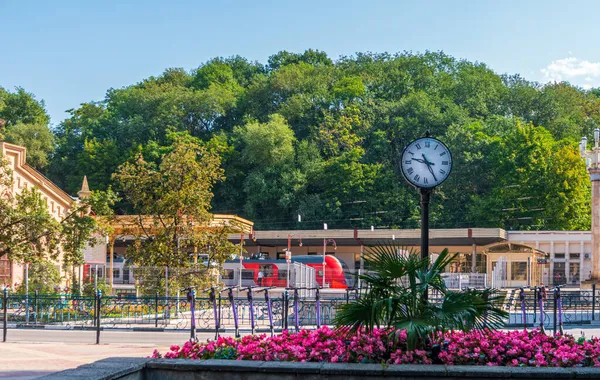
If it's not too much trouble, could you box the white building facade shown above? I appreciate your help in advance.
[508,231,591,287]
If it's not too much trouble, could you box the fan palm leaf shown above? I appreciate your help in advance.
[334,242,508,350]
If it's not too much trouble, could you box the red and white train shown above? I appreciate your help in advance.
[223,255,354,289]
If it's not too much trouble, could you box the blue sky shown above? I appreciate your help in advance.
[1,0,599,126]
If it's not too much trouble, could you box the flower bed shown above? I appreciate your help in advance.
[151,327,600,367]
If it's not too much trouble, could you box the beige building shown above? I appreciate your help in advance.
[508,231,591,287]
[0,142,81,287]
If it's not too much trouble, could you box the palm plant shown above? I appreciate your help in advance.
[334,244,508,350]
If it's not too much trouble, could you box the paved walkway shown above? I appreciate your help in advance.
[0,341,169,379]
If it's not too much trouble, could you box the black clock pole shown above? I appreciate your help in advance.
[420,131,432,266]
[420,187,431,300]
[420,188,431,262]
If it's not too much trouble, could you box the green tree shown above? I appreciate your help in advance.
[113,134,238,293]
[0,87,54,171]
[15,260,62,295]
[464,121,590,230]
[0,87,49,127]
[236,114,295,167]
[5,122,54,170]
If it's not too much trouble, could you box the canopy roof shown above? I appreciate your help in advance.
[230,228,507,247]
[109,214,253,241]
[483,242,547,257]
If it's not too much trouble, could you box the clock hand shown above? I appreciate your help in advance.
[422,154,434,166]
[427,164,438,182]
[411,158,426,163]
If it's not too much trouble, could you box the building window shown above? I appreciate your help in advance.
[569,253,580,260]
[553,262,566,286]
[354,253,361,271]
[491,261,498,271]
[569,263,580,285]
[113,269,120,279]
[276,252,286,260]
[511,262,527,281]
[0,257,11,281]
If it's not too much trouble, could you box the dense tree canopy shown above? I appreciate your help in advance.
[7,50,599,231]
[0,87,54,170]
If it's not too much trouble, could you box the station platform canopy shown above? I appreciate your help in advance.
[109,214,254,244]
[230,228,508,247]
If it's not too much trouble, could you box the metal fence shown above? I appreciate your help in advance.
[3,285,600,343]
[0,287,359,341]
[441,273,487,289]
[506,286,600,332]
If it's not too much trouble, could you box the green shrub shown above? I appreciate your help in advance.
[15,260,61,295]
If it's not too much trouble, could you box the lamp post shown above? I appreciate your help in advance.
[286,234,303,288]
[322,238,337,288]
[580,128,600,283]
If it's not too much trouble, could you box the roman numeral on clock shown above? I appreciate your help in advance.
[424,141,430,148]
[407,167,414,175]
[423,177,428,185]
[442,161,449,165]
[439,169,446,175]
[414,174,420,182]
[439,151,447,157]
[405,160,411,165]
[415,143,421,149]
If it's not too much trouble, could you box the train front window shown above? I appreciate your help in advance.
[340,260,355,288]
[224,269,235,280]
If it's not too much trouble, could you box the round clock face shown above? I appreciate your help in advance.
[400,137,452,189]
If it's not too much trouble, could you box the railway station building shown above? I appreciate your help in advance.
[229,228,590,289]
[96,226,592,292]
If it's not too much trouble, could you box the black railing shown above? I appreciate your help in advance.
[2,287,600,343]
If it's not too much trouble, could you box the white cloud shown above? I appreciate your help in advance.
[541,57,600,88]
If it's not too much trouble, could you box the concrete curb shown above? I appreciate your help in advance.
[39,357,600,380]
